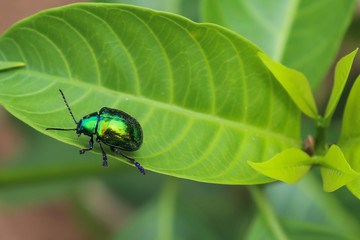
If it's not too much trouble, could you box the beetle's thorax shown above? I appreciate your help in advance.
[76,113,98,136]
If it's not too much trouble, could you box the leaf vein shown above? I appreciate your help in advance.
[15,27,72,78]
[172,123,224,170]
[75,8,141,94]
[124,9,174,103]
[44,14,102,85]
[158,14,216,113]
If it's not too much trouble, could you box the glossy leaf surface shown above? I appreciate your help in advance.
[201,0,357,89]
[0,3,301,184]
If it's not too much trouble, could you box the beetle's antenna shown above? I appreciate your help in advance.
[46,128,77,131]
[59,89,78,124]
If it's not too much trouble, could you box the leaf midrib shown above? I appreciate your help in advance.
[8,69,301,146]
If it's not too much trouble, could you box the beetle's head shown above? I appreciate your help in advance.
[76,119,84,136]
[75,112,98,136]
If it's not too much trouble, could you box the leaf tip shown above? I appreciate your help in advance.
[247,160,263,173]
[320,145,359,192]
[352,47,358,55]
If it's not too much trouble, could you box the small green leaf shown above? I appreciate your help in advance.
[324,49,358,125]
[338,74,360,198]
[346,178,360,200]
[339,74,360,142]
[258,52,318,119]
[248,148,313,184]
[319,145,358,192]
[0,61,25,71]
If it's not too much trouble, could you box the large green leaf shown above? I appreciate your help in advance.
[0,3,301,184]
[201,0,357,89]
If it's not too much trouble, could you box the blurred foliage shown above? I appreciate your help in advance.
[201,0,357,90]
[0,1,359,240]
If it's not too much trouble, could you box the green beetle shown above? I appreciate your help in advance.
[46,89,145,174]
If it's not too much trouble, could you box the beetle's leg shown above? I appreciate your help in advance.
[80,135,93,154]
[110,147,145,175]
[96,137,108,167]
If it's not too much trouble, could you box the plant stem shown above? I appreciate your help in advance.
[158,179,178,240]
[248,186,289,240]
[314,119,328,156]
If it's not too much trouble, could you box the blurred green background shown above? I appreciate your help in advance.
[0,0,360,239]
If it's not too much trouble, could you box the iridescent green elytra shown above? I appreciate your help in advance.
[77,108,143,151]
[46,89,145,174]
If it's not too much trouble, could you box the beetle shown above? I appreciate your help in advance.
[46,89,145,174]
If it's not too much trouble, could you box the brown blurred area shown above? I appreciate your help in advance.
[0,108,21,163]
[0,0,85,34]
[0,201,88,240]
[0,1,91,240]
